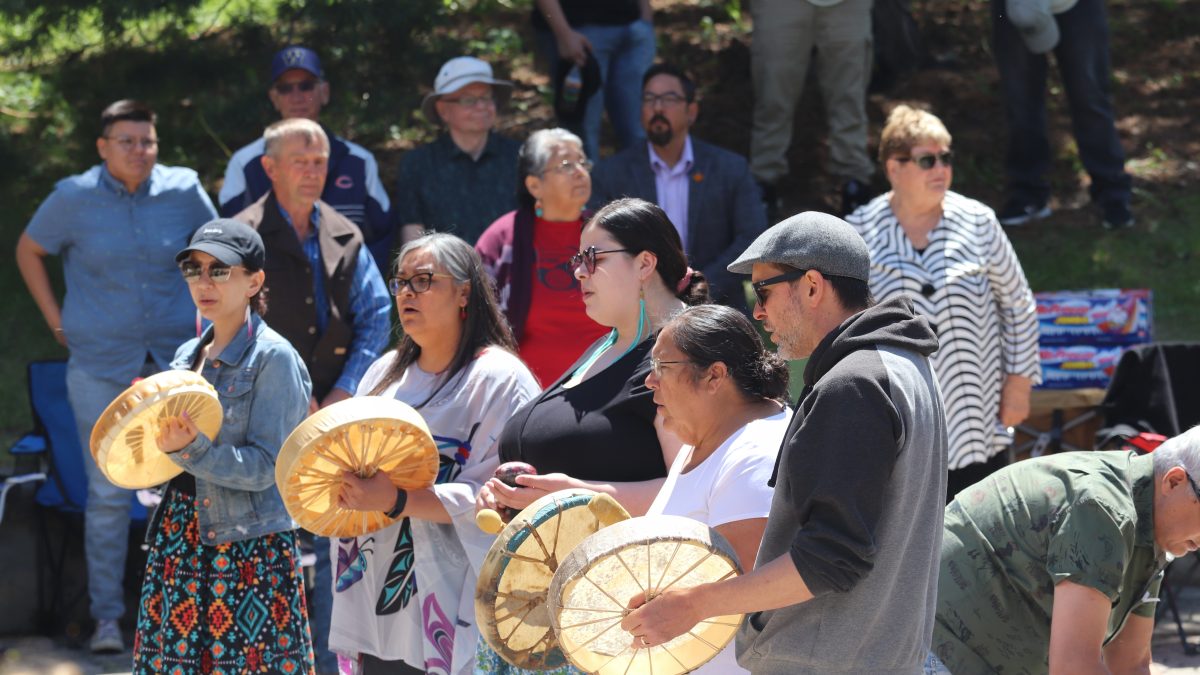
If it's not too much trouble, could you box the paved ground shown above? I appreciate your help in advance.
[4,572,1200,674]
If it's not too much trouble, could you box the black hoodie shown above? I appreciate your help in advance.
[737,296,949,674]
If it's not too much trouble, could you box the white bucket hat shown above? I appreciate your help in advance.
[421,56,513,125]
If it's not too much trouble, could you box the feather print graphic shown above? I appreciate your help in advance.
[335,537,374,592]
[375,517,417,614]
[422,594,455,675]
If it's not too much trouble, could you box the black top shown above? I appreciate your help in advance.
[499,338,665,482]
[532,0,641,32]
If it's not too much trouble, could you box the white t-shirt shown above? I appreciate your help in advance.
[646,408,791,675]
[329,347,540,675]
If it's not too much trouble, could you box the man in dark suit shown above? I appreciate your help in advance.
[590,63,768,307]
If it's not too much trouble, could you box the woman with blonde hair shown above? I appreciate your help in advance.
[847,104,1041,499]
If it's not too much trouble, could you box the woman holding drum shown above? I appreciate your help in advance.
[640,303,791,674]
[133,220,315,673]
[473,198,709,673]
[329,233,540,675]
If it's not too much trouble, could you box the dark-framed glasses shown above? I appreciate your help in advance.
[752,268,808,306]
[106,136,158,152]
[1186,472,1200,502]
[441,94,495,108]
[388,272,452,296]
[896,150,954,170]
[569,246,631,275]
[179,260,238,284]
[274,80,319,95]
[641,92,688,108]
[545,158,593,176]
[650,357,691,378]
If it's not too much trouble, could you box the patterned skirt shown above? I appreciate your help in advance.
[132,487,315,675]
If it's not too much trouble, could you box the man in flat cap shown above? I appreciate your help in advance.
[622,212,948,674]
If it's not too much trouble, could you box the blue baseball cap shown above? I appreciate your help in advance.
[271,45,323,82]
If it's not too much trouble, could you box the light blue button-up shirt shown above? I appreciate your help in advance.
[25,163,218,383]
[648,135,695,249]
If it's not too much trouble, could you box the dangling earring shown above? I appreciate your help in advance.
[632,286,647,347]
[245,304,253,339]
[535,200,544,218]
[460,306,467,321]
[195,309,202,338]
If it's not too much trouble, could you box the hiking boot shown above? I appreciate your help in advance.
[997,197,1051,226]
[1100,200,1135,229]
[90,618,124,654]
[840,179,871,216]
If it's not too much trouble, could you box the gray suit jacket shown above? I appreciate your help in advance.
[590,137,768,305]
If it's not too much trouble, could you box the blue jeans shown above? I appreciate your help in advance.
[991,0,1131,206]
[923,650,953,675]
[66,362,154,621]
[539,19,656,160]
[311,536,336,673]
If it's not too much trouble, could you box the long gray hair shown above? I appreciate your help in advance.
[368,233,516,405]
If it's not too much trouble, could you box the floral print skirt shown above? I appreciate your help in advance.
[132,487,315,674]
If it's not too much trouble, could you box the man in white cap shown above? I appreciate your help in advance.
[394,56,520,245]
[991,0,1133,229]
[219,45,393,271]
[621,212,948,674]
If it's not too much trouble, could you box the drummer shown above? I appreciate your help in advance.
[474,197,706,674]
[330,233,540,675]
[136,220,315,672]
[641,304,791,673]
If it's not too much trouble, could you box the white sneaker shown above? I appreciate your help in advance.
[90,618,124,654]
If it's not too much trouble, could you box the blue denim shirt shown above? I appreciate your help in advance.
[24,163,218,383]
[168,313,312,545]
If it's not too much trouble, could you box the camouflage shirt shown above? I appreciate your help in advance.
[933,451,1165,674]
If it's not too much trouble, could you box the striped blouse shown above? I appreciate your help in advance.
[848,191,1041,470]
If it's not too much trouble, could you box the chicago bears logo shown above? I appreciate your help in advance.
[335,175,354,189]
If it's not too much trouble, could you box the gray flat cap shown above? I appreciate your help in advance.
[727,211,871,281]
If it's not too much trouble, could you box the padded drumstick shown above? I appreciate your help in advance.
[476,508,505,534]
[587,492,631,526]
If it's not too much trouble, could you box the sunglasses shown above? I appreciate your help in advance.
[388,272,452,296]
[569,246,631,275]
[179,260,239,284]
[752,269,808,306]
[273,80,319,95]
[650,357,691,378]
[896,151,954,170]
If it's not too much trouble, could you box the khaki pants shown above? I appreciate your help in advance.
[750,0,875,185]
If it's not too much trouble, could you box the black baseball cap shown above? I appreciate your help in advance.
[176,219,266,269]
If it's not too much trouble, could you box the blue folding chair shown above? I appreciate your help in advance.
[22,360,147,631]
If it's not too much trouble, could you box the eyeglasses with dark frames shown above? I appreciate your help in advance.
[641,92,689,108]
[388,272,453,296]
[273,80,319,95]
[1186,472,1200,502]
[570,246,632,275]
[650,357,691,378]
[752,269,809,306]
[179,260,239,284]
[895,150,954,170]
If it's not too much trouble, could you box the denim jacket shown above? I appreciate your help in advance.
[166,312,312,545]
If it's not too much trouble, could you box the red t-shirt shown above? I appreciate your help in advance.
[520,216,608,386]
